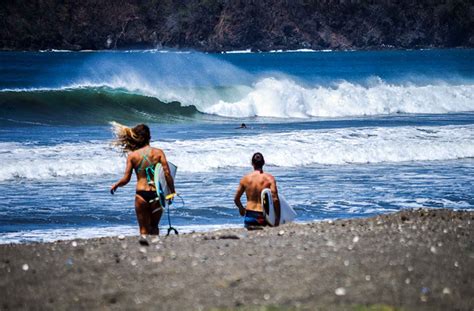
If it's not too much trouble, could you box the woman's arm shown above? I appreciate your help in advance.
[110,155,133,194]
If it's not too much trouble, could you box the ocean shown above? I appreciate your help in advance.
[0,49,473,243]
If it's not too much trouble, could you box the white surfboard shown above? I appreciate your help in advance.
[261,188,296,226]
[154,162,177,206]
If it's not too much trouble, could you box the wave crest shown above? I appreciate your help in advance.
[0,88,199,125]
[205,78,474,118]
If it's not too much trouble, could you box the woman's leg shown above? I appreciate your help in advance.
[150,201,163,235]
[135,195,152,235]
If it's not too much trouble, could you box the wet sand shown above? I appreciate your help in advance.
[1,208,473,310]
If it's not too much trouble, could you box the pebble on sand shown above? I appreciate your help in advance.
[118,235,125,240]
[71,241,77,247]
[22,264,29,271]
[151,256,163,263]
[278,230,285,236]
[335,287,346,296]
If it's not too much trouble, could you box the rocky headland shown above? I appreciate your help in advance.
[1,0,473,52]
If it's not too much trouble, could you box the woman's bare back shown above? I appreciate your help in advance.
[130,146,164,191]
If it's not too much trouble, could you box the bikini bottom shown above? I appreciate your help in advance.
[136,191,163,214]
[136,190,158,202]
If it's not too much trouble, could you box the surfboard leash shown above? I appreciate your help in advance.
[165,193,185,236]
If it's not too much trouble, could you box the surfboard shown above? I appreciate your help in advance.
[261,188,296,226]
[154,162,177,207]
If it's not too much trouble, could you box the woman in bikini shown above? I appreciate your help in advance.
[110,123,175,235]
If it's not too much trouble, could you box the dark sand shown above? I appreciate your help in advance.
[1,209,472,310]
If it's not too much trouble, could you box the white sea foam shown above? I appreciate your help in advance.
[205,78,474,118]
[1,125,473,181]
[225,48,328,53]
[161,125,474,172]
[223,49,252,54]
[268,48,327,53]
[0,223,240,244]
[122,49,193,54]
[0,142,123,181]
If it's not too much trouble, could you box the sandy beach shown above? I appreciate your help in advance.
[1,208,472,310]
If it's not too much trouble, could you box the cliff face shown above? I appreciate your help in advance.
[1,0,473,51]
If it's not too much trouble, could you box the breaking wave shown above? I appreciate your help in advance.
[0,87,200,125]
[2,77,473,125]
[204,77,474,118]
[2,50,474,125]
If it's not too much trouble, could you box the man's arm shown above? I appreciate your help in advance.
[159,151,176,194]
[270,177,280,226]
[234,178,246,216]
[111,155,133,194]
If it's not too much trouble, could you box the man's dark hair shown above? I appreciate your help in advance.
[251,152,265,169]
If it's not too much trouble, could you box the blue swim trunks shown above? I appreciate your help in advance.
[244,210,267,228]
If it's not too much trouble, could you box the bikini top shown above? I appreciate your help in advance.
[137,147,156,185]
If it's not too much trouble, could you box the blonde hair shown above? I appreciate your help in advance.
[110,121,151,153]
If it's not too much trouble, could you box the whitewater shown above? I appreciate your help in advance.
[1,124,474,181]
[0,49,473,243]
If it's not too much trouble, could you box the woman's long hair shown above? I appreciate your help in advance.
[111,122,151,153]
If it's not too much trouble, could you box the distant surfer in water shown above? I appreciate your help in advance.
[110,122,175,235]
[236,123,248,129]
[234,152,280,228]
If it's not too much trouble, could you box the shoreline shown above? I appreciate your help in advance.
[1,208,472,310]
[1,46,473,54]
[0,223,243,245]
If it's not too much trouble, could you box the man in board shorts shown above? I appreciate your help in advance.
[234,153,281,229]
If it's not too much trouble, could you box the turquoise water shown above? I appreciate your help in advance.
[0,49,473,243]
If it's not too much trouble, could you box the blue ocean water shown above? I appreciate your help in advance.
[0,49,473,243]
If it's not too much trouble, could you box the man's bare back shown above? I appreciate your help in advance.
[234,153,281,227]
[237,171,277,212]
